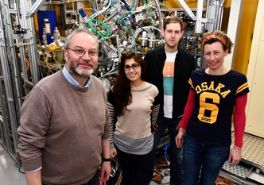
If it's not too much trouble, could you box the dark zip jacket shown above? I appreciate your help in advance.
[144,46,196,119]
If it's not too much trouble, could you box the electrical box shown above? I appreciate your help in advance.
[37,10,57,44]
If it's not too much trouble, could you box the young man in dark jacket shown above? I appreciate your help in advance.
[144,16,196,185]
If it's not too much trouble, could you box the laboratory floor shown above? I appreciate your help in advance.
[0,144,164,185]
[0,145,27,185]
[0,145,231,185]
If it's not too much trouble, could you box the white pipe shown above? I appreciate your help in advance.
[90,0,112,18]
[26,0,45,17]
[225,0,243,69]
[177,0,196,20]
[195,0,204,33]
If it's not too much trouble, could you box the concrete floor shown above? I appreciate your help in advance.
[0,144,167,185]
[0,145,27,185]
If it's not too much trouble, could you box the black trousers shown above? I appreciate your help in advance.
[116,148,154,185]
[154,117,183,185]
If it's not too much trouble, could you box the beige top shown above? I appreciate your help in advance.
[115,83,158,139]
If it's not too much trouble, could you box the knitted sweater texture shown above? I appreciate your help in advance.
[18,71,110,185]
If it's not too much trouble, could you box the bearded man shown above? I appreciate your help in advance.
[18,28,111,185]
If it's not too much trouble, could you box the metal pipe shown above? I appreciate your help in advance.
[213,0,220,30]
[26,0,45,17]
[195,0,204,33]
[153,0,163,30]
[0,24,12,155]
[215,0,225,30]
[205,0,225,31]
[105,10,119,22]
[177,0,196,20]
[90,0,112,18]
[21,0,40,84]
[0,10,13,156]
[132,26,162,50]
[1,1,22,156]
[28,31,41,85]
[4,3,23,109]
[0,42,19,156]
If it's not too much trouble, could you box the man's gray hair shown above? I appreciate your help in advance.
[64,28,98,49]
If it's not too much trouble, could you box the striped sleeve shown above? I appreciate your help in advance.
[188,78,194,89]
[151,104,160,126]
[236,82,249,95]
[235,74,249,97]
[107,101,116,145]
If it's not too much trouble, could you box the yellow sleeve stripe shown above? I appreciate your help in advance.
[236,82,248,94]
[188,78,194,89]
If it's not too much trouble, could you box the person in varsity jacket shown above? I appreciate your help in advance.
[175,30,249,185]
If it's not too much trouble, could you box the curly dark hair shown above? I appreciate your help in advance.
[112,52,146,116]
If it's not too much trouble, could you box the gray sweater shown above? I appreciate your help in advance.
[18,71,110,185]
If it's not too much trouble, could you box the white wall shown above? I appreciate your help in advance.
[246,0,264,137]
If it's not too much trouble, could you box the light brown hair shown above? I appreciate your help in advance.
[163,16,184,31]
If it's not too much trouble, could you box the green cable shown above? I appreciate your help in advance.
[86,18,112,40]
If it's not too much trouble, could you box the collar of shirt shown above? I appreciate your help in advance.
[165,50,178,56]
[62,67,91,88]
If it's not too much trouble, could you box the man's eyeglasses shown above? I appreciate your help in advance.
[124,63,140,71]
[67,48,98,57]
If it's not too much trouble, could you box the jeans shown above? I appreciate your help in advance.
[183,135,229,185]
[154,117,182,185]
[116,148,154,185]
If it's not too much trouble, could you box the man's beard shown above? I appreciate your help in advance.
[72,65,94,78]
[67,57,95,78]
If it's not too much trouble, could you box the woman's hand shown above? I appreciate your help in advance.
[110,146,117,158]
[100,161,111,183]
[175,128,185,148]
[228,146,242,166]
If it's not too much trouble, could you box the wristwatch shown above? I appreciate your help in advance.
[102,157,111,162]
